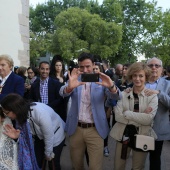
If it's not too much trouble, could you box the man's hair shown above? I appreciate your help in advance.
[102,60,109,68]
[78,52,94,63]
[39,61,50,68]
[147,57,162,66]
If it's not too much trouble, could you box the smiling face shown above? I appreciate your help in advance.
[39,63,50,80]
[132,70,146,89]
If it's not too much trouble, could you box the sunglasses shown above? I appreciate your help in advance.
[148,64,161,68]
[2,110,10,117]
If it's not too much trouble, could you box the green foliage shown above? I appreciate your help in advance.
[30,32,52,65]
[100,0,123,23]
[51,7,122,60]
[29,0,170,66]
[30,0,62,35]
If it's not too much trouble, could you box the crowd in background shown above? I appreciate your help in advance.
[0,53,170,170]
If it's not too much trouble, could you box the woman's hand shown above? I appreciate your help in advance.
[25,83,31,90]
[3,124,20,139]
[144,107,152,114]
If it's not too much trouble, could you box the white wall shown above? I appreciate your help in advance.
[0,0,29,67]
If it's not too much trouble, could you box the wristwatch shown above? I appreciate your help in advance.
[109,83,115,90]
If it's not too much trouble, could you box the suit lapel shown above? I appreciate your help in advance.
[37,79,41,102]
[1,72,14,92]
[156,78,164,91]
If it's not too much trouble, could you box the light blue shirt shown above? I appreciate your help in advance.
[145,79,160,90]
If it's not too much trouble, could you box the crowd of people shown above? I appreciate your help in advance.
[0,53,170,170]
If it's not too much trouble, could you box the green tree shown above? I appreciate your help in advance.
[29,0,101,35]
[30,32,52,65]
[154,10,170,65]
[99,0,162,63]
[141,8,170,65]
[51,7,122,60]
[30,0,62,35]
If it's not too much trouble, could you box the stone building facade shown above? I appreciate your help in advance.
[0,0,29,67]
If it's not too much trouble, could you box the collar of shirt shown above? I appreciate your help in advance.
[145,78,160,90]
[0,71,12,85]
[40,77,49,84]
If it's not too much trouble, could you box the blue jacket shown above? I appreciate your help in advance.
[60,81,121,139]
[152,78,170,140]
[0,72,24,101]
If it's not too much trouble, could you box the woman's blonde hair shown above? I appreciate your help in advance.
[127,62,151,82]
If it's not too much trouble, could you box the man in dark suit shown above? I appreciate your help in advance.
[0,54,24,101]
[102,60,114,79]
[30,61,62,116]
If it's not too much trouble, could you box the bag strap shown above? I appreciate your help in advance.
[29,109,38,136]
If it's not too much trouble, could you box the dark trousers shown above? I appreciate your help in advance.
[104,118,110,147]
[149,140,164,170]
[34,137,65,170]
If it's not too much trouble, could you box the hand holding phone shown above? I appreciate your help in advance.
[81,73,99,82]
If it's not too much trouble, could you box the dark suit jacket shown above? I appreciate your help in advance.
[105,69,113,79]
[29,77,62,114]
[0,72,25,101]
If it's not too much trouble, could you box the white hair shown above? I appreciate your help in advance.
[147,57,162,66]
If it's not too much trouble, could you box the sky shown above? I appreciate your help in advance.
[30,0,170,10]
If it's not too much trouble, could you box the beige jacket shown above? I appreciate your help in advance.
[110,87,158,141]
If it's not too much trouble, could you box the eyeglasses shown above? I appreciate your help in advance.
[2,110,10,117]
[27,72,34,74]
[148,64,161,68]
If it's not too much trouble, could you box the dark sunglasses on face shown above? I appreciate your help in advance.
[148,64,161,68]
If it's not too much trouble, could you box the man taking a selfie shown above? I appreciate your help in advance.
[59,52,121,170]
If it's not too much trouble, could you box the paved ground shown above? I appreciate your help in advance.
[61,135,170,170]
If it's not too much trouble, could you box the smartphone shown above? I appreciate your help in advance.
[81,73,99,82]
